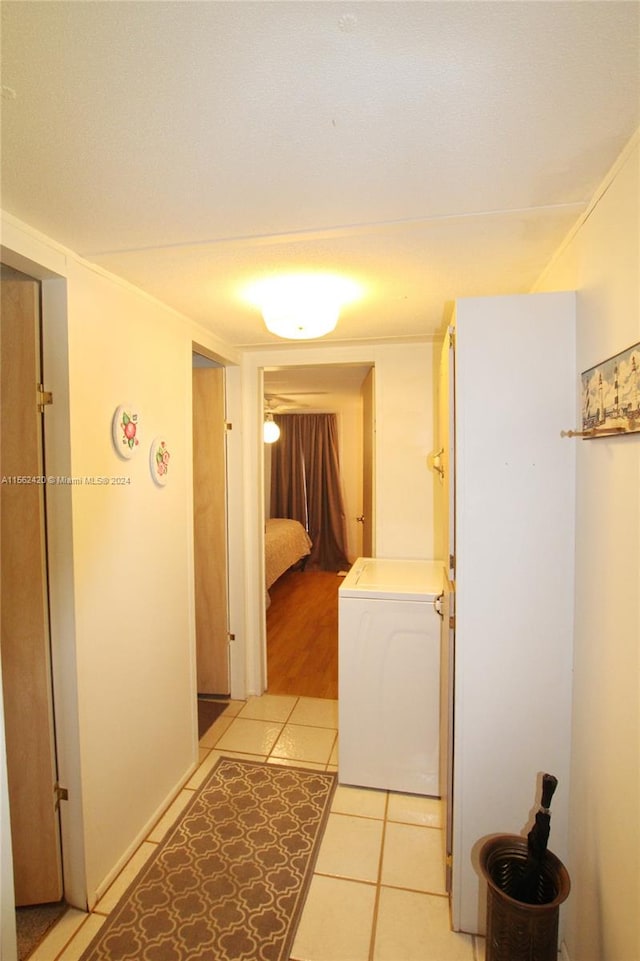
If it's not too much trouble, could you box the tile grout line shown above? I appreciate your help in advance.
[367,787,390,961]
[264,694,296,763]
[45,912,92,961]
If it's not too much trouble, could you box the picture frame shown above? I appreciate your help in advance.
[581,341,640,437]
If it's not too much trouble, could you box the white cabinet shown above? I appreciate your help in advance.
[446,292,576,934]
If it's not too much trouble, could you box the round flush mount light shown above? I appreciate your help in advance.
[244,273,362,341]
[262,301,340,340]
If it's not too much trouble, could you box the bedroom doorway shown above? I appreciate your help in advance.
[262,363,375,697]
[192,350,230,697]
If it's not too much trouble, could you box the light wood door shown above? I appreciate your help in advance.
[0,267,63,905]
[192,365,229,694]
[361,367,375,556]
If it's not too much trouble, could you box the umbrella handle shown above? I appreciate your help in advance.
[541,773,558,811]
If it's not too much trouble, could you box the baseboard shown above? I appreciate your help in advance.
[88,758,199,909]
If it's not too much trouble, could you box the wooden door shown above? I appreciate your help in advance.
[192,364,229,694]
[0,266,63,905]
[361,367,375,556]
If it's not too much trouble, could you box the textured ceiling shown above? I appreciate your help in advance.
[1,1,639,348]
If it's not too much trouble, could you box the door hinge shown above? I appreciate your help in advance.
[449,327,455,349]
[37,383,53,412]
[449,553,456,574]
[228,632,236,642]
[54,783,68,809]
[225,422,232,431]
[449,614,456,630]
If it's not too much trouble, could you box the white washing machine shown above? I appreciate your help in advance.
[338,558,443,796]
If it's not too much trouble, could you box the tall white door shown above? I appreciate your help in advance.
[450,292,576,935]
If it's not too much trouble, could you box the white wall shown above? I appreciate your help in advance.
[374,343,434,558]
[242,341,435,693]
[534,131,640,961]
[64,257,198,903]
[0,214,243,919]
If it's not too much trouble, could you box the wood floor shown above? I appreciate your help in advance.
[266,569,341,700]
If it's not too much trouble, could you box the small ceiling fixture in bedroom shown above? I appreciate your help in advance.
[245,273,362,340]
[263,412,280,444]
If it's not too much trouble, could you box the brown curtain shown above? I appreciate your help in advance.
[269,415,307,529]
[270,413,350,571]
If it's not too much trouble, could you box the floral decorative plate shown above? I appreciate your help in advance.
[150,436,171,486]
[112,405,141,459]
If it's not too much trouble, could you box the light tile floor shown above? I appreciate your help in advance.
[31,694,486,961]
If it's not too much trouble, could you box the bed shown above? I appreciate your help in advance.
[265,518,312,602]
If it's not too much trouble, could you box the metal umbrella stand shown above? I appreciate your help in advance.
[479,775,571,961]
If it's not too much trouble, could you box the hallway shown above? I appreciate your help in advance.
[28,694,484,961]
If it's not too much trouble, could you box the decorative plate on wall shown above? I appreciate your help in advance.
[112,405,141,459]
[150,436,171,486]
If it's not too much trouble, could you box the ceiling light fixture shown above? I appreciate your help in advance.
[245,273,362,341]
[263,412,280,444]
[262,301,340,340]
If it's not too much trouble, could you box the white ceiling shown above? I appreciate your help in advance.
[1,2,639,349]
[264,362,372,410]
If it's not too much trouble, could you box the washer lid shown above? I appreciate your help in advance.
[339,558,443,600]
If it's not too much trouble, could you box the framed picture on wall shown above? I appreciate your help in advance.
[581,341,640,437]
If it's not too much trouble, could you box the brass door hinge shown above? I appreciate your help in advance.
[37,383,53,412]
[449,615,456,630]
[228,632,236,642]
[449,553,456,574]
[225,422,233,431]
[54,783,68,809]
[449,327,455,349]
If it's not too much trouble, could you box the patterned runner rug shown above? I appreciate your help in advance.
[79,758,337,961]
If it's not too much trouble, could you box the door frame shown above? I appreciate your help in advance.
[259,359,376,692]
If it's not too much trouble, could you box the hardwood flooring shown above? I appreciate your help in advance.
[266,569,341,700]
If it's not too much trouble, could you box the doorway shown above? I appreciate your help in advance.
[191,350,230,702]
[0,267,64,917]
[262,363,375,696]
